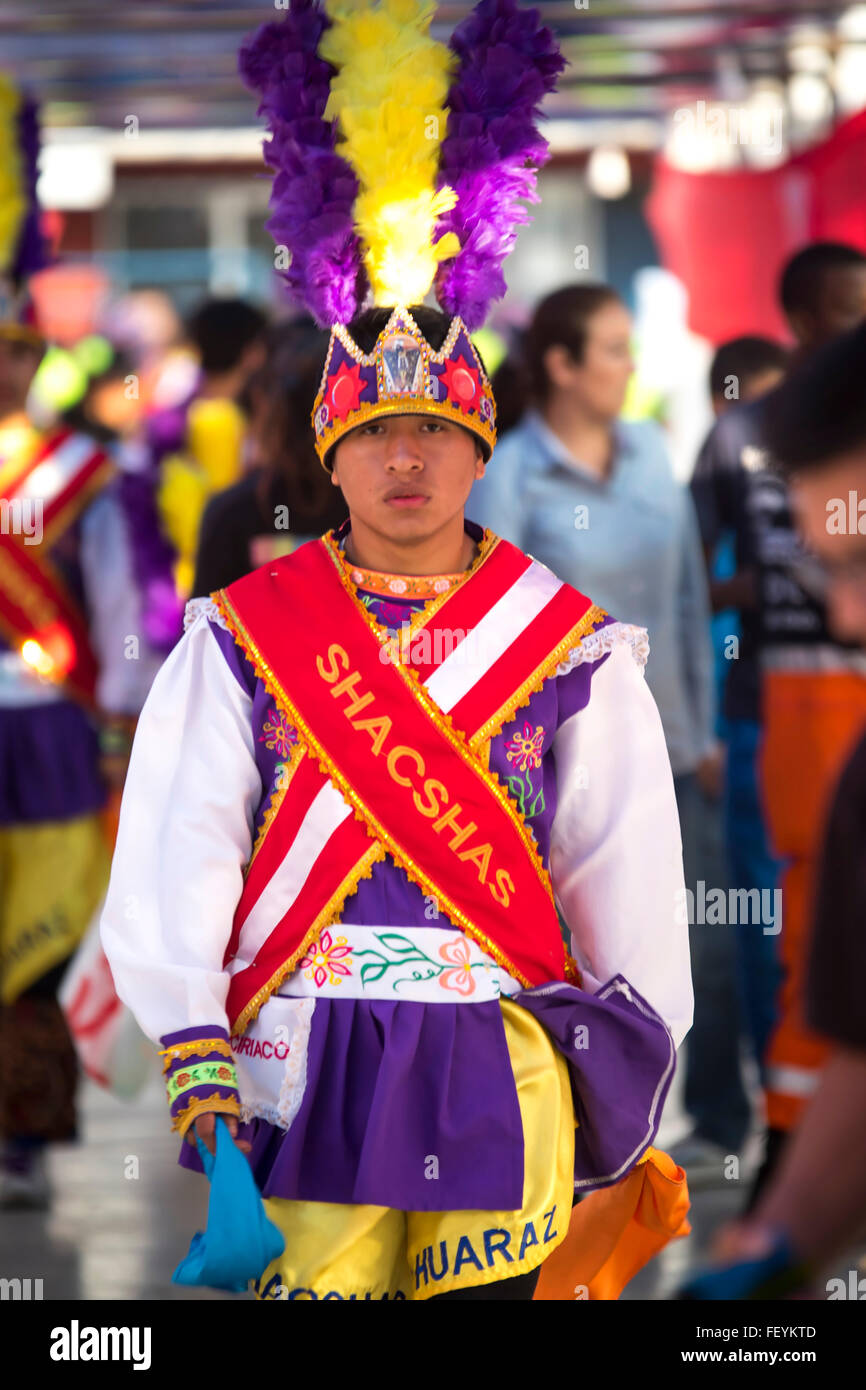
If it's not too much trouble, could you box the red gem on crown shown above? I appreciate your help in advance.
[326,361,367,421]
[439,355,480,413]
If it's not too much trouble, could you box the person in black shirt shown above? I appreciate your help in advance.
[193,319,347,595]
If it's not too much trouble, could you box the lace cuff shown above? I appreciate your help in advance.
[183,596,228,633]
[556,621,649,677]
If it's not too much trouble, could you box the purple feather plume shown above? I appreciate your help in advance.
[434,0,566,329]
[239,1,366,327]
[13,95,50,280]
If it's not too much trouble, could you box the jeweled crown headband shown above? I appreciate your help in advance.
[312,304,496,467]
[239,0,565,466]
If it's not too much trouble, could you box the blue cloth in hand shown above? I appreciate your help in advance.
[172,1117,285,1292]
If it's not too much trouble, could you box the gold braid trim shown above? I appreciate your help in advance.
[231,840,385,1036]
[171,1092,241,1138]
[214,583,542,993]
[159,1037,234,1076]
[468,604,610,748]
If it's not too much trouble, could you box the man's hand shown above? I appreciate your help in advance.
[186,1111,251,1156]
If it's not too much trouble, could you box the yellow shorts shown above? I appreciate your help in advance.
[254,996,576,1301]
[0,813,109,1003]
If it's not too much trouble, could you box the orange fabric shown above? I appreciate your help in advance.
[761,669,866,1129]
[760,671,866,855]
[533,1147,691,1301]
[764,858,831,1129]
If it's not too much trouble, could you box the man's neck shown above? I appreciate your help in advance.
[343,516,476,576]
[541,396,614,479]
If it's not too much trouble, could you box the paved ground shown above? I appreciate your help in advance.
[0,1050,855,1301]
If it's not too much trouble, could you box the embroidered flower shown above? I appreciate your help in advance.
[504,721,545,772]
[433,578,451,594]
[438,937,476,997]
[298,929,354,988]
[216,1066,233,1082]
[351,569,365,585]
[175,1072,191,1087]
[259,707,298,760]
[388,578,408,594]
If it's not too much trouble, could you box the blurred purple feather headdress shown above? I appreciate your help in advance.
[239,0,366,329]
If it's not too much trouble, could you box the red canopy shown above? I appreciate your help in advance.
[646,108,866,344]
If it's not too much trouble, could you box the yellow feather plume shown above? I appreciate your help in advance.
[320,0,460,307]
[0,76,26,276]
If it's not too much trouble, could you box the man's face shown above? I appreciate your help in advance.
[791,451,866,646]
[792,265,866,349]
[0,335,42,418]
[330,413,486,550]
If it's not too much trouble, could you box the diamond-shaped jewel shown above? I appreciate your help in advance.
[381,333,423,396]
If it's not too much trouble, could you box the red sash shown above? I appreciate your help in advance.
[0,428,113,703]
[216,531,607,1034]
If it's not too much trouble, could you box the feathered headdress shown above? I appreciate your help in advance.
[0,74,49,343]
[240,0,564,467]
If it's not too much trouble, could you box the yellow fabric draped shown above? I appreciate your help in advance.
[0,814,110,1003]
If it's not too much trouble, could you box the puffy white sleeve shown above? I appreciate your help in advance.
[99,612,262,1043]
[549,640,693,1047]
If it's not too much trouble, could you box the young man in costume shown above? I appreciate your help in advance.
[101,0,692,1300]
[0,78,160,1205]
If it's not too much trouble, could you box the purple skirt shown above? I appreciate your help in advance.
[179,975,675,1212]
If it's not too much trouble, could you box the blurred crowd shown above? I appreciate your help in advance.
[3,237,866,1297]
